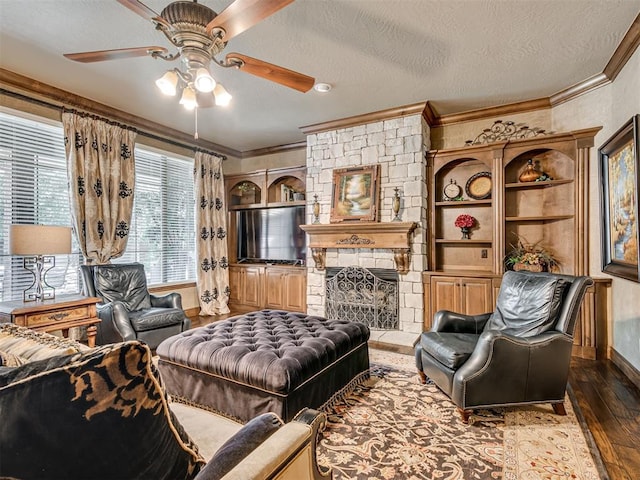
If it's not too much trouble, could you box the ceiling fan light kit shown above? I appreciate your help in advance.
[64,0,316,113]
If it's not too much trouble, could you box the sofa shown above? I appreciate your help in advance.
[0,323,331,480]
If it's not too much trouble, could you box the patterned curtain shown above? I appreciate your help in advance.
[63,111,136,264]
[194,151,230,315]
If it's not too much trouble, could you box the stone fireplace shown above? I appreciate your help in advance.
[303,110,430,341]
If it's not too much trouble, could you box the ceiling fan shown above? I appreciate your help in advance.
[63,0,316,109]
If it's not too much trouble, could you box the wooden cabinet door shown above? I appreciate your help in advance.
[429,275,493,319]
[242,266,263,308]
[460,277,493,315]
[284,269,307,312]
[430,276,460,317]
[264,268,285,309]
[228,267,241,304]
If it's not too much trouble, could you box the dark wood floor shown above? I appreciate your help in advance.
[192,314,639,479]
[569,357,640,480]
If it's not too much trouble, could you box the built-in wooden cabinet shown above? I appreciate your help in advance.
[265,266,307,312]
[424,127,611,358]
[423,273,499,329]
[229,265,263,310]
[226,166,306,211]
[229,265,307,313]
[225,166,307,313]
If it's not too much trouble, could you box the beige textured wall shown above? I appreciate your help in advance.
[552,47,640,370]
[222,148,306,175]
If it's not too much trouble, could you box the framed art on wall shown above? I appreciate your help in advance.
[599,114,640,282]
[330,165,380,222]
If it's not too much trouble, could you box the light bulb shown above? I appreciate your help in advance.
[213,83,232,106]
[194,67,216,93]
[179,87,198,110]
[155,70,178,96]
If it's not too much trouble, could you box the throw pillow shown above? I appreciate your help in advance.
[0,323,89,362]
[194,412,284,480]
[0,340,205,480]
[93,263,152,312]
[485,270,568,337]
[0,350,26,367]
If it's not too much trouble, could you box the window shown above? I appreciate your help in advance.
[118,148,196,285]
[0,110,81,301]
[0,108,196,302]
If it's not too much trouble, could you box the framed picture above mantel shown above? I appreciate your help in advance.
[330,164,380,223]
[599,114,640,283]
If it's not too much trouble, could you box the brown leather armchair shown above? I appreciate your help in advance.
[415,270,593,423]
[80,263,190,349]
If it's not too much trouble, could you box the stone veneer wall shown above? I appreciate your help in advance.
[305,114,430,334]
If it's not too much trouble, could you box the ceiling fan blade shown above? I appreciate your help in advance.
[116,0,159,21]
[116,0,171,28]
[206,0,294,41]
[226,53,314,92]
[64,46,168,63]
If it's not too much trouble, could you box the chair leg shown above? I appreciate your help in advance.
[417,370,427,384]
[552,402,567,416]
[458,408,471,424]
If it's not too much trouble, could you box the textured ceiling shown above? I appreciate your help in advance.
[0,0,639,153]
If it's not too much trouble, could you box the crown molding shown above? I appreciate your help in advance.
[300,102,428,135]
[549,73,611,107]
[241,141,306,158]
[429,98,551,127]
[0,68,241,158]
[604,13,640,82]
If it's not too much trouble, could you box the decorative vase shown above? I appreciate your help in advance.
[392,187,401,221]
[519,159,542,183]
[460,227,471,240]
[513,262,544,272]
[312,195,320,224]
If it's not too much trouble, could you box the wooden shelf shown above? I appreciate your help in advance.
[505,215,574,222]
[264,200,306,208]
[435,239,492,244]
[435,199,492,206]
[505,178,573,189]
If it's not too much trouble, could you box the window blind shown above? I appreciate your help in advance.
[118,148,196,285]
[0,109,197,302]
[0,110,82,301]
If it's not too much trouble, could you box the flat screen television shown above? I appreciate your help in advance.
[236,206,306,265]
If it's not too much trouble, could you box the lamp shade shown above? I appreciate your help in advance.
[213,83,232,106]
[9,225,72,255]
[156,70,179,96]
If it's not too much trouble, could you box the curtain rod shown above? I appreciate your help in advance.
[0,88,227,160]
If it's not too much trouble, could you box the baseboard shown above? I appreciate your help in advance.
[184,307,200,318]
[609,347,640,391]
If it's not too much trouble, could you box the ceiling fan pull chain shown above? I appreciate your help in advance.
[194,107,199,140]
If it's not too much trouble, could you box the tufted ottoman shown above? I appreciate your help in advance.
[157,309,370,423]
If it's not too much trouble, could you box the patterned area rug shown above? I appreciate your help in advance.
[317,350,605,480]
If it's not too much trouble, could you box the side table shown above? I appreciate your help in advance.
[0,294,102,347]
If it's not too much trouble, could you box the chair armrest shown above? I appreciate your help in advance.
[461,330,571,373]
[432,310,492,333]
[150,293,183,310]
[196,409,330,480]
[451,330,574,408]
[96,301,136,343]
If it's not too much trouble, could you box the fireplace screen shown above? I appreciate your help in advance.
[325,266,399,330]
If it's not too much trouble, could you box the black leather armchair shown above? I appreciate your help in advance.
[415,270,593,423]
[80,263,191,349]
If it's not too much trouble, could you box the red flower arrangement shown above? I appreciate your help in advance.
[454,214,475,228]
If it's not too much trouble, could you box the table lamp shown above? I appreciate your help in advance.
[9,225,72,302]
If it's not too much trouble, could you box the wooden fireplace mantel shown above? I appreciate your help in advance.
[300,222,418,274]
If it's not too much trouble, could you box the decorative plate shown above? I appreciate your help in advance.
[465,171,492,200]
